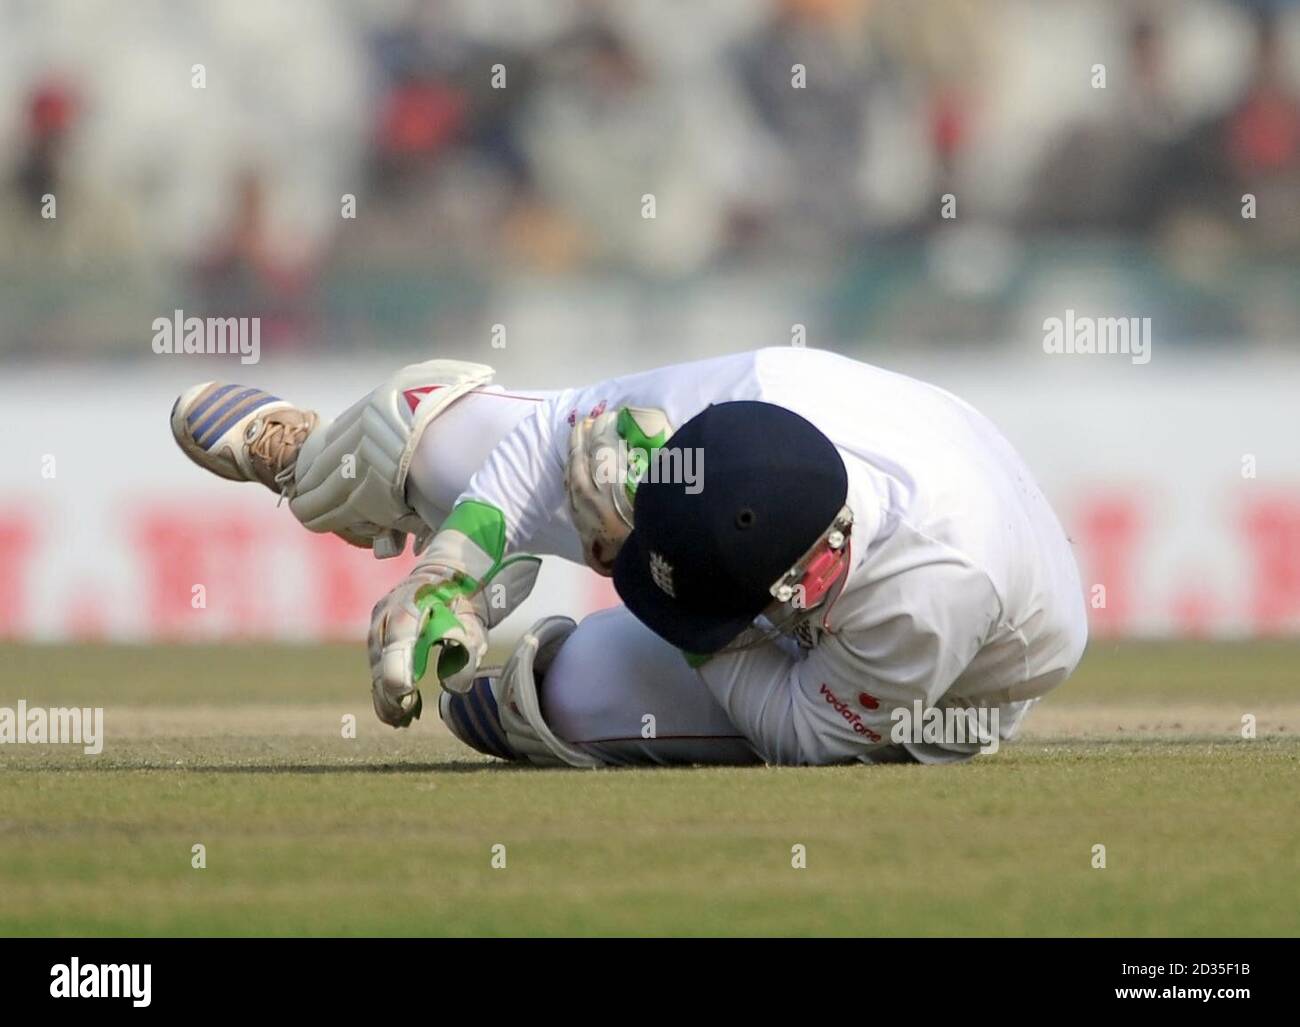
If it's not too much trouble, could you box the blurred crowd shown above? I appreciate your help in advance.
[2,0,1300,355]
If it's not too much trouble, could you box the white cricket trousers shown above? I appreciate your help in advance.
[539,606,763,766]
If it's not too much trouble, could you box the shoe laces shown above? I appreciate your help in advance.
[246,414,314,496]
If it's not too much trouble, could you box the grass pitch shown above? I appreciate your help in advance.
[0,640,1296,936]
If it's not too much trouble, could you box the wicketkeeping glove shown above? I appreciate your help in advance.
[368,501,541,728]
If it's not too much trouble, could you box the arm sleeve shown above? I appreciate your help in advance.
[454,391,584,563]
[697,558,1000,765]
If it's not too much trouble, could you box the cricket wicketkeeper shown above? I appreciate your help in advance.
[171,348,1088,766]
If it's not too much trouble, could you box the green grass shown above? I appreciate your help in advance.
[0,641,1297,936]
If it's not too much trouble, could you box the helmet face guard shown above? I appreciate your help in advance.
[711,505,854,655]
[768,504,853,608]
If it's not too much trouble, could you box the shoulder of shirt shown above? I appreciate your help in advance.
[842,517,1007,627]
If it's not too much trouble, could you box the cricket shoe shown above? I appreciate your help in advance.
[170,382,320,494]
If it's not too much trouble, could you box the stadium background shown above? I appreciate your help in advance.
[3,0,1300,644]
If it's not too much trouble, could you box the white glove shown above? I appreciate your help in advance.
[368,553,541,728]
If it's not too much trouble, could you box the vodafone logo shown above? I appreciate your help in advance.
[818,683,881,742]
[858,692,879,710]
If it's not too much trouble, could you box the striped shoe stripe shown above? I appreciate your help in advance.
[186,383,240,427]
[451,698,490,755]
[196,393,280,450]
[445,681,514,760]
[194,390,280,449]
[465,678,513,757]
[458,688,509,759]
[444,692,498,758]
[190,386,258,441]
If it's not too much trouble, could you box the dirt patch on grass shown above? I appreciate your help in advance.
[1023,702,1297,738]
[91,705,450,738]
[49,701,1300,743]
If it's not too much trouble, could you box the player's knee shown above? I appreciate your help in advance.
[539,610,634,743]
